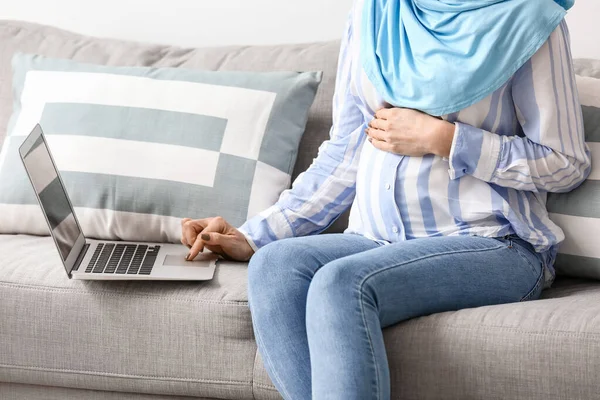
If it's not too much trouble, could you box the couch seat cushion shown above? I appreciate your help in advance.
[381,276,600,399]
[0,234,268,399]
[3,233,600,400]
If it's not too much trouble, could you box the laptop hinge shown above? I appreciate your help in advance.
[72,243,90,273]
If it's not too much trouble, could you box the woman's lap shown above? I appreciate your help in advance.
[307,233,544,325]
[247,233,545,399]
[251,232,544,309]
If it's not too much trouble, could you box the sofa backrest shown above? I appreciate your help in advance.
[0,20,351,232]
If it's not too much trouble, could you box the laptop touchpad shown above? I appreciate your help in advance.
[163,253,218,267]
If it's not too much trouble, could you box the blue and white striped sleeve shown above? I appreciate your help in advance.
[238,11,365,251]
[448,21,591,194]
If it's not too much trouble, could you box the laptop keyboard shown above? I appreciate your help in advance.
[85,244,161,275]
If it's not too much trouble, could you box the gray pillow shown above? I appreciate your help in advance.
[0,20,350,234]
[547,73,600,279]
[574,58,600,79]
[0,53,321,242]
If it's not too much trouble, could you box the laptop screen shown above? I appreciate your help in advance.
[22,135,82,262]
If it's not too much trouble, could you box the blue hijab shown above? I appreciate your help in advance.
[361,0,575,116]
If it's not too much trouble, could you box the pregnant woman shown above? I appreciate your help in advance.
[181,0,590,398]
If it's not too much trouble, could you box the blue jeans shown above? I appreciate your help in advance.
[247,233,545,400]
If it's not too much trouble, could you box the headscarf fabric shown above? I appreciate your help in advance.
[361,0,575,116]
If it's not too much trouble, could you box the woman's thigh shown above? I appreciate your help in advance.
[248,233,380,291]
[309,235,545,327]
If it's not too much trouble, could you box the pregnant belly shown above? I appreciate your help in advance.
[396,154,502,237]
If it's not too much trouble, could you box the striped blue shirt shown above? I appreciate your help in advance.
[239,2,591,289]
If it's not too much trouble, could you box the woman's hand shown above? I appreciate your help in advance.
[180,217,255,262]
[366,107,456,158]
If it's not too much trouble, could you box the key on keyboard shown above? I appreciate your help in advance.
[86,244,104,273]
[127,245,148,274]
[116,245,137,274]
[85,244,161,275]
[139,246,160,275]
[93,244,115,273]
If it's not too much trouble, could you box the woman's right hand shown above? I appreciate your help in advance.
[180,217,255,262]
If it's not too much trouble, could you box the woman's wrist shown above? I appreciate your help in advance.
[429,119,456,158]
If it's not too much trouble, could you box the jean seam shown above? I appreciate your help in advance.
[353,242,507,399]
[358,287,382,400]
[509,239,544,302]
[511,243,541,276]
[358,243,506,287]
[519,261,544,302]
[249,304,294,400]
[353,243,504,400]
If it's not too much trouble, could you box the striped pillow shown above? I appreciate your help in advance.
[0,54,321,242]
[547,74,600,279]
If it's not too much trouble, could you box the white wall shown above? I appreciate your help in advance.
[565,1,600,60]
[0,0,598,59]
[0,0,354,47]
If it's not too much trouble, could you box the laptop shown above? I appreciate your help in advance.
[19,124,218,280]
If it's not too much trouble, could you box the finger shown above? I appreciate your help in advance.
[183,218,213,246]
[374,107,395,120]
[201,232,231,259]
[187,218,227,260]
[368,136,394,152]
[180,218,192,246]
[180,218,192,227]
[365,127,387,142]
[187,235,205,261]
[184,223,199,248]
[200,232,229,247]
[182,220,205,247]
[368,118,389,131]
[188,218,212,230]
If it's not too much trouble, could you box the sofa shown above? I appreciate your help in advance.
[1,20,600,400]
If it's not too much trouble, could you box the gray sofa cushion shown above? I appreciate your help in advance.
[2,233,600,400]
[574,58,600,79]
[0,20,349,235]
[0,382,220,400]
[0,234,266,399]
[0,54,321,242]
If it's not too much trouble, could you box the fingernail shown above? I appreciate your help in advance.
[201,233,210,241]
[186,253,190,261]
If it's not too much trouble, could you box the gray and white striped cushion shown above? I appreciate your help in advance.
[0,54,321,242]
[547,74,600,279]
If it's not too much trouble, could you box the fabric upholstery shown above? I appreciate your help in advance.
[574,58,600,79]
[0,234,257,399]
[0,382,220,400]
[547,75,600,279]
[0,53,320,242]
[0,20,349,235]
[2,234,600,399]
[386,276,600,399]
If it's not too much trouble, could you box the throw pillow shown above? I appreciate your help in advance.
[0,53,321,242]
[574,58,600,80]
[547,74,600,279]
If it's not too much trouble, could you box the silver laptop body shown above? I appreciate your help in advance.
[19,124,217,280]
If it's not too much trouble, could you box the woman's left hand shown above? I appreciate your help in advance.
[366,107,455,158]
